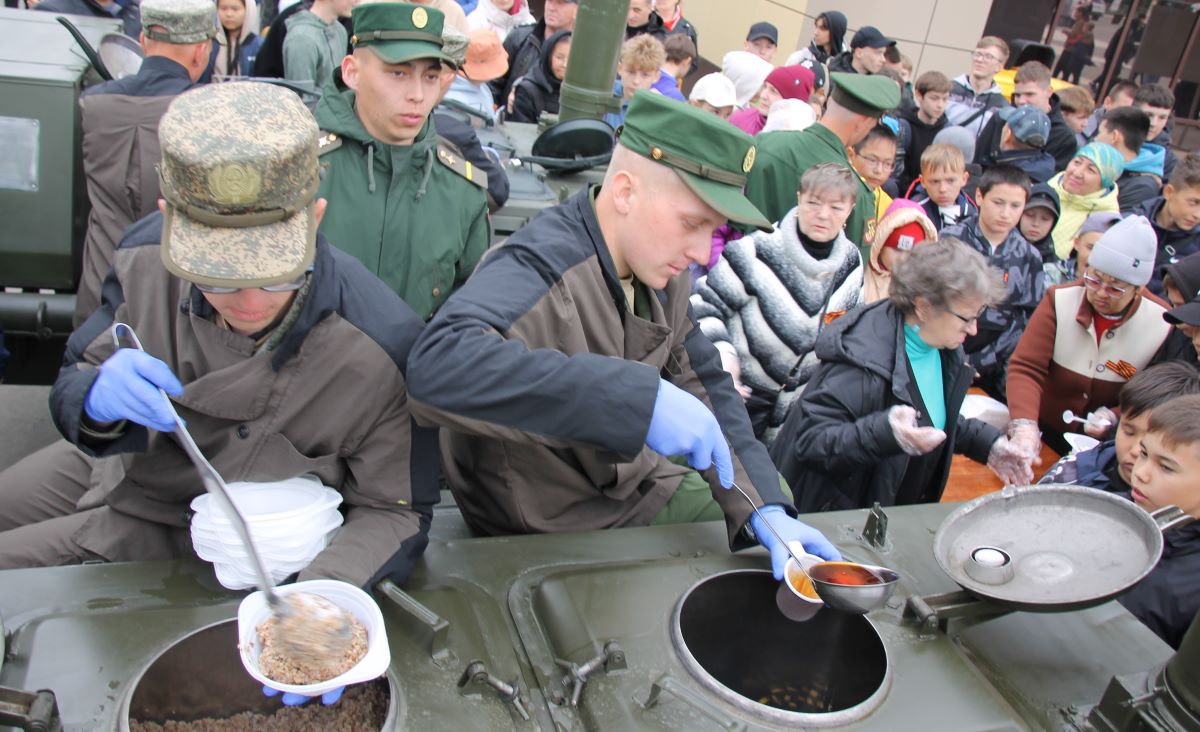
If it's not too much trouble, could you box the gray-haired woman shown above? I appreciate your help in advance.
[770,238,1036,512]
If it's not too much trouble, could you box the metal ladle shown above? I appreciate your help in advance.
[109,323,354,664]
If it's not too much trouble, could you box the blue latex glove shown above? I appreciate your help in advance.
[750,505,842,580]
[645,379,734,487]
[262,684,345,706]
[83,349,183,432]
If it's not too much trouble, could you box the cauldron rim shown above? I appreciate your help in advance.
[670,568,892,728]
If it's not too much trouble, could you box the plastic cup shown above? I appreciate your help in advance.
[775,550,824,622]
[237,580,390,697]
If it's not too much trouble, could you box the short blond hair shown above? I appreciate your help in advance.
[1058,85,1096,117]
[920,143,966,176]
[620,34,667,72]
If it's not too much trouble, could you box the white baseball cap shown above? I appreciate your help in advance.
[689,72,738,109]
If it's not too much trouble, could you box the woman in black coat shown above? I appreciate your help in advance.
[771,238,1035,512]
[509,30,571,123]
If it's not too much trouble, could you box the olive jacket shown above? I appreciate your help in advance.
[50,216,439,588]
[314,78,490,320]
[407,188,792,545]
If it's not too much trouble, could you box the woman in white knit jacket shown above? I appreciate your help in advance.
[692,163,864,445]
[468,0,535,41]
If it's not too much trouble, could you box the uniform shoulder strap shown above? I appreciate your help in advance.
[435,136,488,189]
[318,131,343,156]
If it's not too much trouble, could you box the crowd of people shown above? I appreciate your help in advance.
[1,0,1197,668]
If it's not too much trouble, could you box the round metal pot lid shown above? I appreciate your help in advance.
[98,32,143,80]
[933,485,1164,612]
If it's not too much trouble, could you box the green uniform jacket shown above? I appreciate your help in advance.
[314,81,490,320]
[743,123,873,257]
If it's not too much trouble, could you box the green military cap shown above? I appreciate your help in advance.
[828,72,901,117]
[141,0,217,44]
[158,82,319,289]
[351,2,455,67]
[616,90,772,231]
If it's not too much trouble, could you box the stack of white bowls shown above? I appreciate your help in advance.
[190,475,344,590]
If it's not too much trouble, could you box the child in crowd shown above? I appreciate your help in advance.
[444,29,508,120]
[1122,394,1200,648]
[688,73,737,120]
[942,165,1045,400]
[862,198,937,303]
[988,105,1055,184]
[729,65,815,136]
[212,0,262,79]
[1136,83,1178,180]
[911,143,976,231]
[1039,361,1200,494]
[1156,253,1200,362]
[1049,142,1123,260]
[603,34,665,127]
[510,29,571,123]
[1021,182,1061,272]
[1135,152,1200,296]
[1067,211,1124,282]
[1058,85,1096,147]
[894,70,950,194]
[657,34,695,101]
[691,163,863,443]
[848,124,899,248]
[282,0,354,86]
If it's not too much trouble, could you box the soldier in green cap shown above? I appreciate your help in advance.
[745,72,900,259]
[0,84,438,626]
[314,1,490,321]
[73,0,216,327]
[407,90,841,580]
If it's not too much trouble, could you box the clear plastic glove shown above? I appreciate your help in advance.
[1006,418,1043,461]
[83,349,183,432]
[888,405,947,456]
[750,505,841,579]
[646,379,735,487]
[262,684,344,706]
[1084,407,1117,437]
[986,436,1035,486]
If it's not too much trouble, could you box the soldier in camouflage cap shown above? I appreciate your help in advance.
[140,0,218,44]
[0,81,438,659]
[158,82,318,289]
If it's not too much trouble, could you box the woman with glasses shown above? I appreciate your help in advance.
[771,238,1034,512]
[1007,215,1173,455]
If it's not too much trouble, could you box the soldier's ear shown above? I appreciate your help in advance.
[342,54,360,91]
[157,199,167,216]
[314,198,328,227]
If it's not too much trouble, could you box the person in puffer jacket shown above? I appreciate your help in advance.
[862,198,938,303]
[1048,142,1123,260]
[692,163,864,444]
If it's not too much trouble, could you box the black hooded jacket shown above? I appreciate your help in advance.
[805,11,846,65]
[770,300,1001,512]
[509,29,571,124]
[626,11,666,41]
[1025,182,1062,264]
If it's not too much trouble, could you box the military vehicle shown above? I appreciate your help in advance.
[0,0,627,384]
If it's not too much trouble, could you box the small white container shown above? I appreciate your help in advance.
[237,580,390,697]
[775,542,825,622]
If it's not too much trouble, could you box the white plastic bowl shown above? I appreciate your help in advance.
[190,477,341,526]
[237,580,390,696]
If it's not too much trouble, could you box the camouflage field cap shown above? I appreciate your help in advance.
[141,0,217,44]
[351,2,455,67]
[158,82,319,288]
[615,90,772,231]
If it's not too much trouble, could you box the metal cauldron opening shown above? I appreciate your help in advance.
[671,570,891,727]
[118,619,398,730]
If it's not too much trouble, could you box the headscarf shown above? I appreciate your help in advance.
[1075,141,1125,190]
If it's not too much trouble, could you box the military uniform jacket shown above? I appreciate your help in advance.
[49,217,439,588]
[75,56,197,328]
[314,82,490,320]
[407,188,791,545]
[744,124,872,249]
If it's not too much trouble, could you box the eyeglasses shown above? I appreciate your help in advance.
[944,304,986,326]
[971,51,1004,64]
[855,153,893,171]
[1083,272,1129,298]
[193,271,309,295]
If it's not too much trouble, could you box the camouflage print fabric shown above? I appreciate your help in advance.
[941,215,1047,392]
[141,0,217,44]
[442,24,468,67]
[158,82,319,287]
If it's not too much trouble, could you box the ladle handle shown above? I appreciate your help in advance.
[1152,505,1196,532]
[110,323,281,605]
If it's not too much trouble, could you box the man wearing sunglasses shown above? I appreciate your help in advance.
[0,83,438,595]
[1007,214,1173,455]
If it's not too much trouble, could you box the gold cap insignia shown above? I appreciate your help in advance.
[742,146,756,174]
[207,164,261,205]
[412,6,428,28]
[350,34,358,44]
[650,147,663,160]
